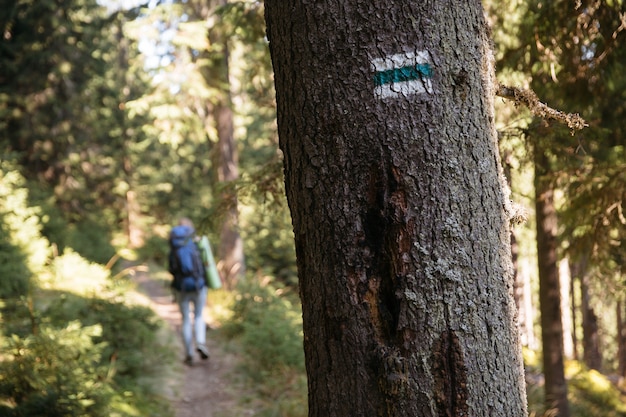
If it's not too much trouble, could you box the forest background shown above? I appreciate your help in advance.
[1,0,626,416]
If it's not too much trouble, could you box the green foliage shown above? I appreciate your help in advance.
[0,164,50,275]
[28,180,120,265]
[0,221,30,298]
[136,234,170,265]
[525,357,626,417]
[0,163,50,298]
[65,219,117,265]
[224,276,307,416]
[44,251,165,383]
[567,362,626,417]
[215,160,298,286]
[46,295,163,381]
[0,322,113,417]
[242,204,298,286]
[0,298,173,417]
[0,166,173,416]
[0,283,173,416]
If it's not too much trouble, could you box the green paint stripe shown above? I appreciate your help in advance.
[373,63,433,87]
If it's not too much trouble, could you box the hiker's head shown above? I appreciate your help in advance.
[178,217,194,228]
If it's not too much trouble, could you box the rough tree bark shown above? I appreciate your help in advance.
[265,1,527,416]
[534,148,570,417]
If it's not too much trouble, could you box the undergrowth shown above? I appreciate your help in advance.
[525,349,626,417]
[222,276,307,417]
[0,254,175,417]
[220,278,626,417]
[0,165,175,417]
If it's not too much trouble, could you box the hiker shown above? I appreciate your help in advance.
[168,217,210,366]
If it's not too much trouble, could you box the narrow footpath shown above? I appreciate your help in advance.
[133,268,252,417]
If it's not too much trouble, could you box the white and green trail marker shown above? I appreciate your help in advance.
[371,51,434,99]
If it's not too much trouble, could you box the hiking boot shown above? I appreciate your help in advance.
[184,355,193,366]
[197,344,209,360]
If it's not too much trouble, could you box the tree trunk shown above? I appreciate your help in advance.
[559,259,573,359]
[520,264,538,349]
[214,96,245,289]
[570,261,579,361]
[534,149,570,417]
[196,0,245,289]
[126,189,144,248]
[580,273,601,371]
[265,2,527,416]
[617,300,626,378]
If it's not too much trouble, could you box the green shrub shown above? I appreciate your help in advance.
[1,245,173,416]
[0,221,30,298]
[230,278,304,373]
[45,294,163,382]
[65,219,116,265]
[525,359,626,417]
[136,233,169,264]
[51,249,111,292]
[1,292,173,417]
[568,362,626,417]
[0,163,173,417]
[241,200,298,287]
[225,277,307,416]
[0,164,51,298]
[0,322,114,417]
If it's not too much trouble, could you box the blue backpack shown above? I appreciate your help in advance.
[168,225,206,292]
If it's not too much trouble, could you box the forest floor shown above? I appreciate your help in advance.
[133,267,255,417]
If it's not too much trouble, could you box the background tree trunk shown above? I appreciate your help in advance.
[534,148,570,417]
[211,4,245,290]
[213,96,245,289]
[193,0,245,288]
[570,261,579,361]
[617,300,626,378]
[580,273,601,371]
[265,1,527,416]
[559,259,573,359]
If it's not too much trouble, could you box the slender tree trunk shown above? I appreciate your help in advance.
[126,189,143,248]
[116,17,144,249]
[534,149,570,417]
[618,300,626,378]
[521,264,538,349]
[570,265,579,361]
[265,1,527,416]
[559,259,573,359]
[213,1,244,290]
[214,96,245,288]
[193,0,245,288]
[580,273,601,371]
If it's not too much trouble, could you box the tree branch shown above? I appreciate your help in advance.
[496,84,588,132]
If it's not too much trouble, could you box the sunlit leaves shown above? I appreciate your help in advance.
[174,20,210,50]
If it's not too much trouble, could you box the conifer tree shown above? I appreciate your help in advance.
[265,1,527,415]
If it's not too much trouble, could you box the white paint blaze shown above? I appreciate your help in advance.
[371,51,434,99]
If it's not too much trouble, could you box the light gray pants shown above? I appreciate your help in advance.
[176,286,207,357]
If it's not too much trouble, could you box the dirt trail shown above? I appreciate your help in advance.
[134,269,252,417]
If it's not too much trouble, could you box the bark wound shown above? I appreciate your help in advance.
[364,162,408,343]
[432,330,468,417]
